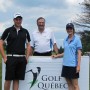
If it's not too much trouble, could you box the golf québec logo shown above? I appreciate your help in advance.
[26,67,41,89]
[26,67,68,90]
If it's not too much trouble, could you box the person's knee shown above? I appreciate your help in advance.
[13,80,18,82]
[4,80,11,90]
[5,80,11,84]
[13,80,19,86]
[73,82,79,89]
[66,79,72,86]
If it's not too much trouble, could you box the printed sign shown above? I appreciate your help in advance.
[2,56,89,90]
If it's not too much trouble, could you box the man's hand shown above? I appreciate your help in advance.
[0,40,7,64]
[26,43,31,64]
[26,55,30,64]
[3,56,7,64]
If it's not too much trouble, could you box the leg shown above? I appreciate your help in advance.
[13,80,19,90]
[13,57,26,90]
[4,80,11,90]
[72,79,79,90]
[5,56,15,90]
[65,78,74,90]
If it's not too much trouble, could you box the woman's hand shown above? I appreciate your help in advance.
[51,55,58,58]
[76,65,80,73]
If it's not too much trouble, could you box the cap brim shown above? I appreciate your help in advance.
[67,26,73,28]
[14,16,22,19]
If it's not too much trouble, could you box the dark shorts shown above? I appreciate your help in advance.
[61,66,79,79]
[5,56,27,80]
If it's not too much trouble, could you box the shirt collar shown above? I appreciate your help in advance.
[66,35,75,42]
[36,29,46,33]
[13,25,23,31]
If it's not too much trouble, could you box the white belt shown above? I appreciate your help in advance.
[7,54,26,57]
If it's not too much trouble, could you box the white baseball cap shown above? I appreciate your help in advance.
[14,13,22,19]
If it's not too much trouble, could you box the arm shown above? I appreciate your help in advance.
[53,43,59,54]
[0,28,10,63]
[26,43,31,61]
[76,37,82,73]
[76,49,82,73]
[26,30,32,58]
[52,53,64,58]
[29,47,34,56]
[0,40,7,63]
[51,31,58,54]
[30,33,35,55]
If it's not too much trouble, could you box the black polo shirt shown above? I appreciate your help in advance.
[1,26,30,55]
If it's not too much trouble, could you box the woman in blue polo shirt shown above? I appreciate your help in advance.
[52,23,82,90]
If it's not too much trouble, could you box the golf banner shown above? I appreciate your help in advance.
[2,56,89,90]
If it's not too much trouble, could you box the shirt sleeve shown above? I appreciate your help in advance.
[30,33,34,48]
[51,31,56,45]
[63,39,65,49]
[26,30,31,43]
[76,37,82,50]
[1,29,10,41]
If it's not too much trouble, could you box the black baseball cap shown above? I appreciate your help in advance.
[66,23,74,29]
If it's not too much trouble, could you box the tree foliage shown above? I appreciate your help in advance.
[59,46,64,54]
[73,0,90,28]
[73,0,90,55]
[77,30,90,55]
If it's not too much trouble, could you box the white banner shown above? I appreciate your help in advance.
[2,56,89,90]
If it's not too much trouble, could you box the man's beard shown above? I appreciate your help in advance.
[38,26,44,30]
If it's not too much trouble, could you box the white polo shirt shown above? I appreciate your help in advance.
[31,29,56,53]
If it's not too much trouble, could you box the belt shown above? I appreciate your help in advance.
[34,51,52,56]
[7,54,26,57]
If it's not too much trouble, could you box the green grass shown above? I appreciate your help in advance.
[89,59,90,90]
[0,54,2,90]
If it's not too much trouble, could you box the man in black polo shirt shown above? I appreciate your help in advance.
[0,14,31,90]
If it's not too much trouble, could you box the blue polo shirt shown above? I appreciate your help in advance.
[63,35,82,67]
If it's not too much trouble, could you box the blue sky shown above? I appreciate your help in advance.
[0,0,84,47]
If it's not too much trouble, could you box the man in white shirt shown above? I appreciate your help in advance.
[31,17,58,56]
